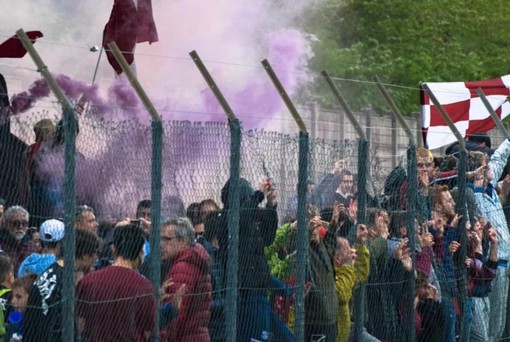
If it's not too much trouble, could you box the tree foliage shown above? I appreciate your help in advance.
[303,0,510,115]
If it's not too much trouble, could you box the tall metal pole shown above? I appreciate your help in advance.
[373,74,417,341]
[190,50,240,342]
[262,59,308,342]
[16,28,77,342]
[321,69,369,340]
[108,41,163,340]
[422,82,468,340]
[322,70,366,140]
[373,75,416,146]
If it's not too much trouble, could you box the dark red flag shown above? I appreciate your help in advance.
[0,31,44,58]
[103,0,158,74]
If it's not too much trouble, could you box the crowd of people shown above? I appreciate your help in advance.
[0,130,507,342]
[2,76,510,341]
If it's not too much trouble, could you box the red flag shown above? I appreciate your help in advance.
[103,0,158,74]
[0,31,43,58]
[420,75,510,149]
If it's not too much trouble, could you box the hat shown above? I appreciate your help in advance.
[39,219,65,242]
[468,132,491,149]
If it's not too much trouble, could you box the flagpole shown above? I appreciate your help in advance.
[476,88,509,136]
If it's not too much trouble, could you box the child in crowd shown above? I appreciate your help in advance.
[6,273,37,341]
[0,255,14,339]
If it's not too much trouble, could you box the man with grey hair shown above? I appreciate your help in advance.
[159,217,212,341]
[0,206,37,273]
[75,205,98,233]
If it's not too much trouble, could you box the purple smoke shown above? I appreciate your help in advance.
[199,28,312,129]
[10,78,51,114]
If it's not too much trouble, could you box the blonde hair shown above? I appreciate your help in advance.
[33,119,55,142]
[416,147,433,162]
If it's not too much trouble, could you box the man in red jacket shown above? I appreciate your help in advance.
[160,217,212,341]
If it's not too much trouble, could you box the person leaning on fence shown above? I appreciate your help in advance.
[429,185,462,342]
[216,177,279,341]
[304,205,339,342]
[414,270,444,342]
[0,206,37,274]
[334,223,370,342]
[464,137,510,341]
[201,211,227,342]
[24,228,100,342]
[364,208,412,341]
[399,147,434,221]
[314,160,346,210]
[159,217,212,342]
[76,224,157,341]
[462,217,498,341]
[264,205,321,335]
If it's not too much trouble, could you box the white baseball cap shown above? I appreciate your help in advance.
[39,219,65,242]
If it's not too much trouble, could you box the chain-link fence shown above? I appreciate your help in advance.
[2,68,510,342]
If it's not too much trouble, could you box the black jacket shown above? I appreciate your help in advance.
[217,178,278,293]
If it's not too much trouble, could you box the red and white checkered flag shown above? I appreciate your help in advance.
[420,75,510,149]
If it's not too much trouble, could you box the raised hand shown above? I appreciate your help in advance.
[449,241,460,254]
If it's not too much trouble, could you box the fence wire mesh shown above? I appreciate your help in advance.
[1,76,510,342]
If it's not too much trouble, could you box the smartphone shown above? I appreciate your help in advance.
[130,219,141,228]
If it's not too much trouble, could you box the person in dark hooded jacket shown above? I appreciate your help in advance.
[217,177,278,342]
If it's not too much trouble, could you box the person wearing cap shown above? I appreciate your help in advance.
[446,131,495,157]
[24,229,100,342]
[17,219,64,277]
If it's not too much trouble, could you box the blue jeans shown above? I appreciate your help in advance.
[441,293,456,342]
[237,293,294,341]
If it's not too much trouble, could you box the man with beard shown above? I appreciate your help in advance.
[430,185,462,342]
[0,206,37,273]
[467,138,510,341]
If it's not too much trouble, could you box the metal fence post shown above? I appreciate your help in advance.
[226,118,241,342]
[373,75,417,341]
[149,119,163,335]
[107,42,164,339]
[321,70,368,340]
[422,83,469,341]
[16,29,78,342]
[262,59,308,342]
[190,50,241,342]
[406,145,417,341]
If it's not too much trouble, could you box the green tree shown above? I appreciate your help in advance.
[303,0,510,115]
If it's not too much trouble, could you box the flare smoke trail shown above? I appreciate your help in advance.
[1,0,321,216]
